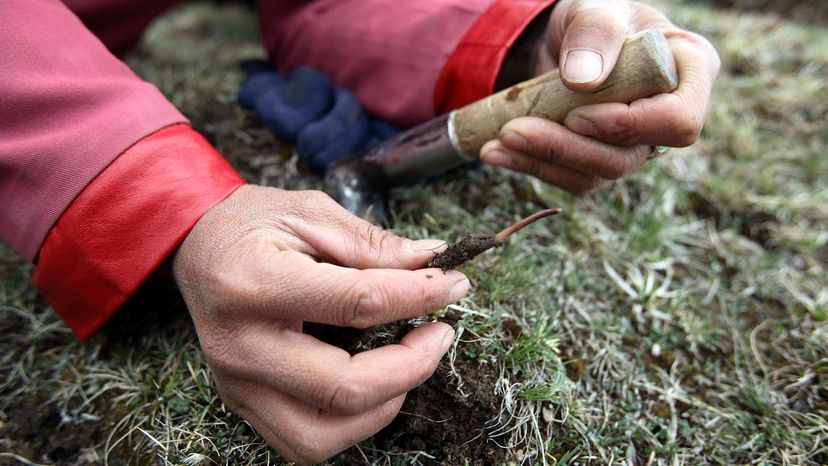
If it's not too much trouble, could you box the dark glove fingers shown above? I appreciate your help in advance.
[237,63,402,174]
[253,66,335,140]
[238,72,284,109]
[307,119,370,173]
[298,88,371,173]
[281,66,334,108]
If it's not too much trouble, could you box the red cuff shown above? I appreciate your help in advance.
[33,124,245,340]
[434,0,557,114]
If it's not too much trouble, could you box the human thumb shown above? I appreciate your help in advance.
[558,0,631,90]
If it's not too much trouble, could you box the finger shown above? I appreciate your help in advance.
[484,117,651,180]
[557,0,631,89]
[284,191,448,270]
[481,141,610,196]
[223,248,469,326]
[564,30,720,147]
[224,322,454,416]
[229,382,405,465]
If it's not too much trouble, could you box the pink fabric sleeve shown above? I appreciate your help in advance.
[259,0,496,128]
[0,0,187,261]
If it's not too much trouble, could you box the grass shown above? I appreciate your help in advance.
[1,1,826,465]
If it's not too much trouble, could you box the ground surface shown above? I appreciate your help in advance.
[1,1,826,465]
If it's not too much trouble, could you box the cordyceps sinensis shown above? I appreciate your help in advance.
[427,208,562,270]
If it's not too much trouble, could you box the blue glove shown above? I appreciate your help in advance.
[237,59,284,109]
[238,62,399,173]
[298,89,371,173]
[237,72,284,109]
[254,67,335,141]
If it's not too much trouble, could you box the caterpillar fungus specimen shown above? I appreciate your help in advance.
[427,208,562,270]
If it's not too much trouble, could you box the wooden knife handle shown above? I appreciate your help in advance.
[450,29,678,158]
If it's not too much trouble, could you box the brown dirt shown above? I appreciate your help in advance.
[0,395,129,466]
[305,321,509,465]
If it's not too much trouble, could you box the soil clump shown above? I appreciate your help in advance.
[305,321,507,465]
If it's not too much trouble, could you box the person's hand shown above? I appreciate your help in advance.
[481,0,720,195]
[173,185,469,464]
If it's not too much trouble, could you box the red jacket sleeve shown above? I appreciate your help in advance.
[260,0,556,127]
[0,0,244,339]
[34,124,244,339]
[0,0,187,261]
[434,0,558,113]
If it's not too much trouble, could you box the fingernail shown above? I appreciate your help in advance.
[411,239,446,252]
[480,139,500,158]
[447,275,470,303]
[499,130,529,152]
[481,150,511,167]
[563,49,603,83]
[440,328,456,354]
[565,115,596,136]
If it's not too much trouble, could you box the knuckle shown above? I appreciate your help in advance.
[419,281,443,312]
[202,341,240,375]
[209,265,266,314]
[674,116,703,147]
[523,156,544,178]
[607,110,640,146]
[194,296,255,375]
[346,282,384,328]
[668,29,721,76]
[360,223,394,254]
[684,30,714,51]
[602,156,628,180]
[665,28,705,48]
[206,250,301,317]
[290,189,337,215]
[541,137,564,164]
[304,189,334,204]
[326,379,370,413]
[693,33,721,74]
[282,189,309,205]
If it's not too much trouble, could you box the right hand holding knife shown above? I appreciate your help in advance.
[482,0,721,195]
